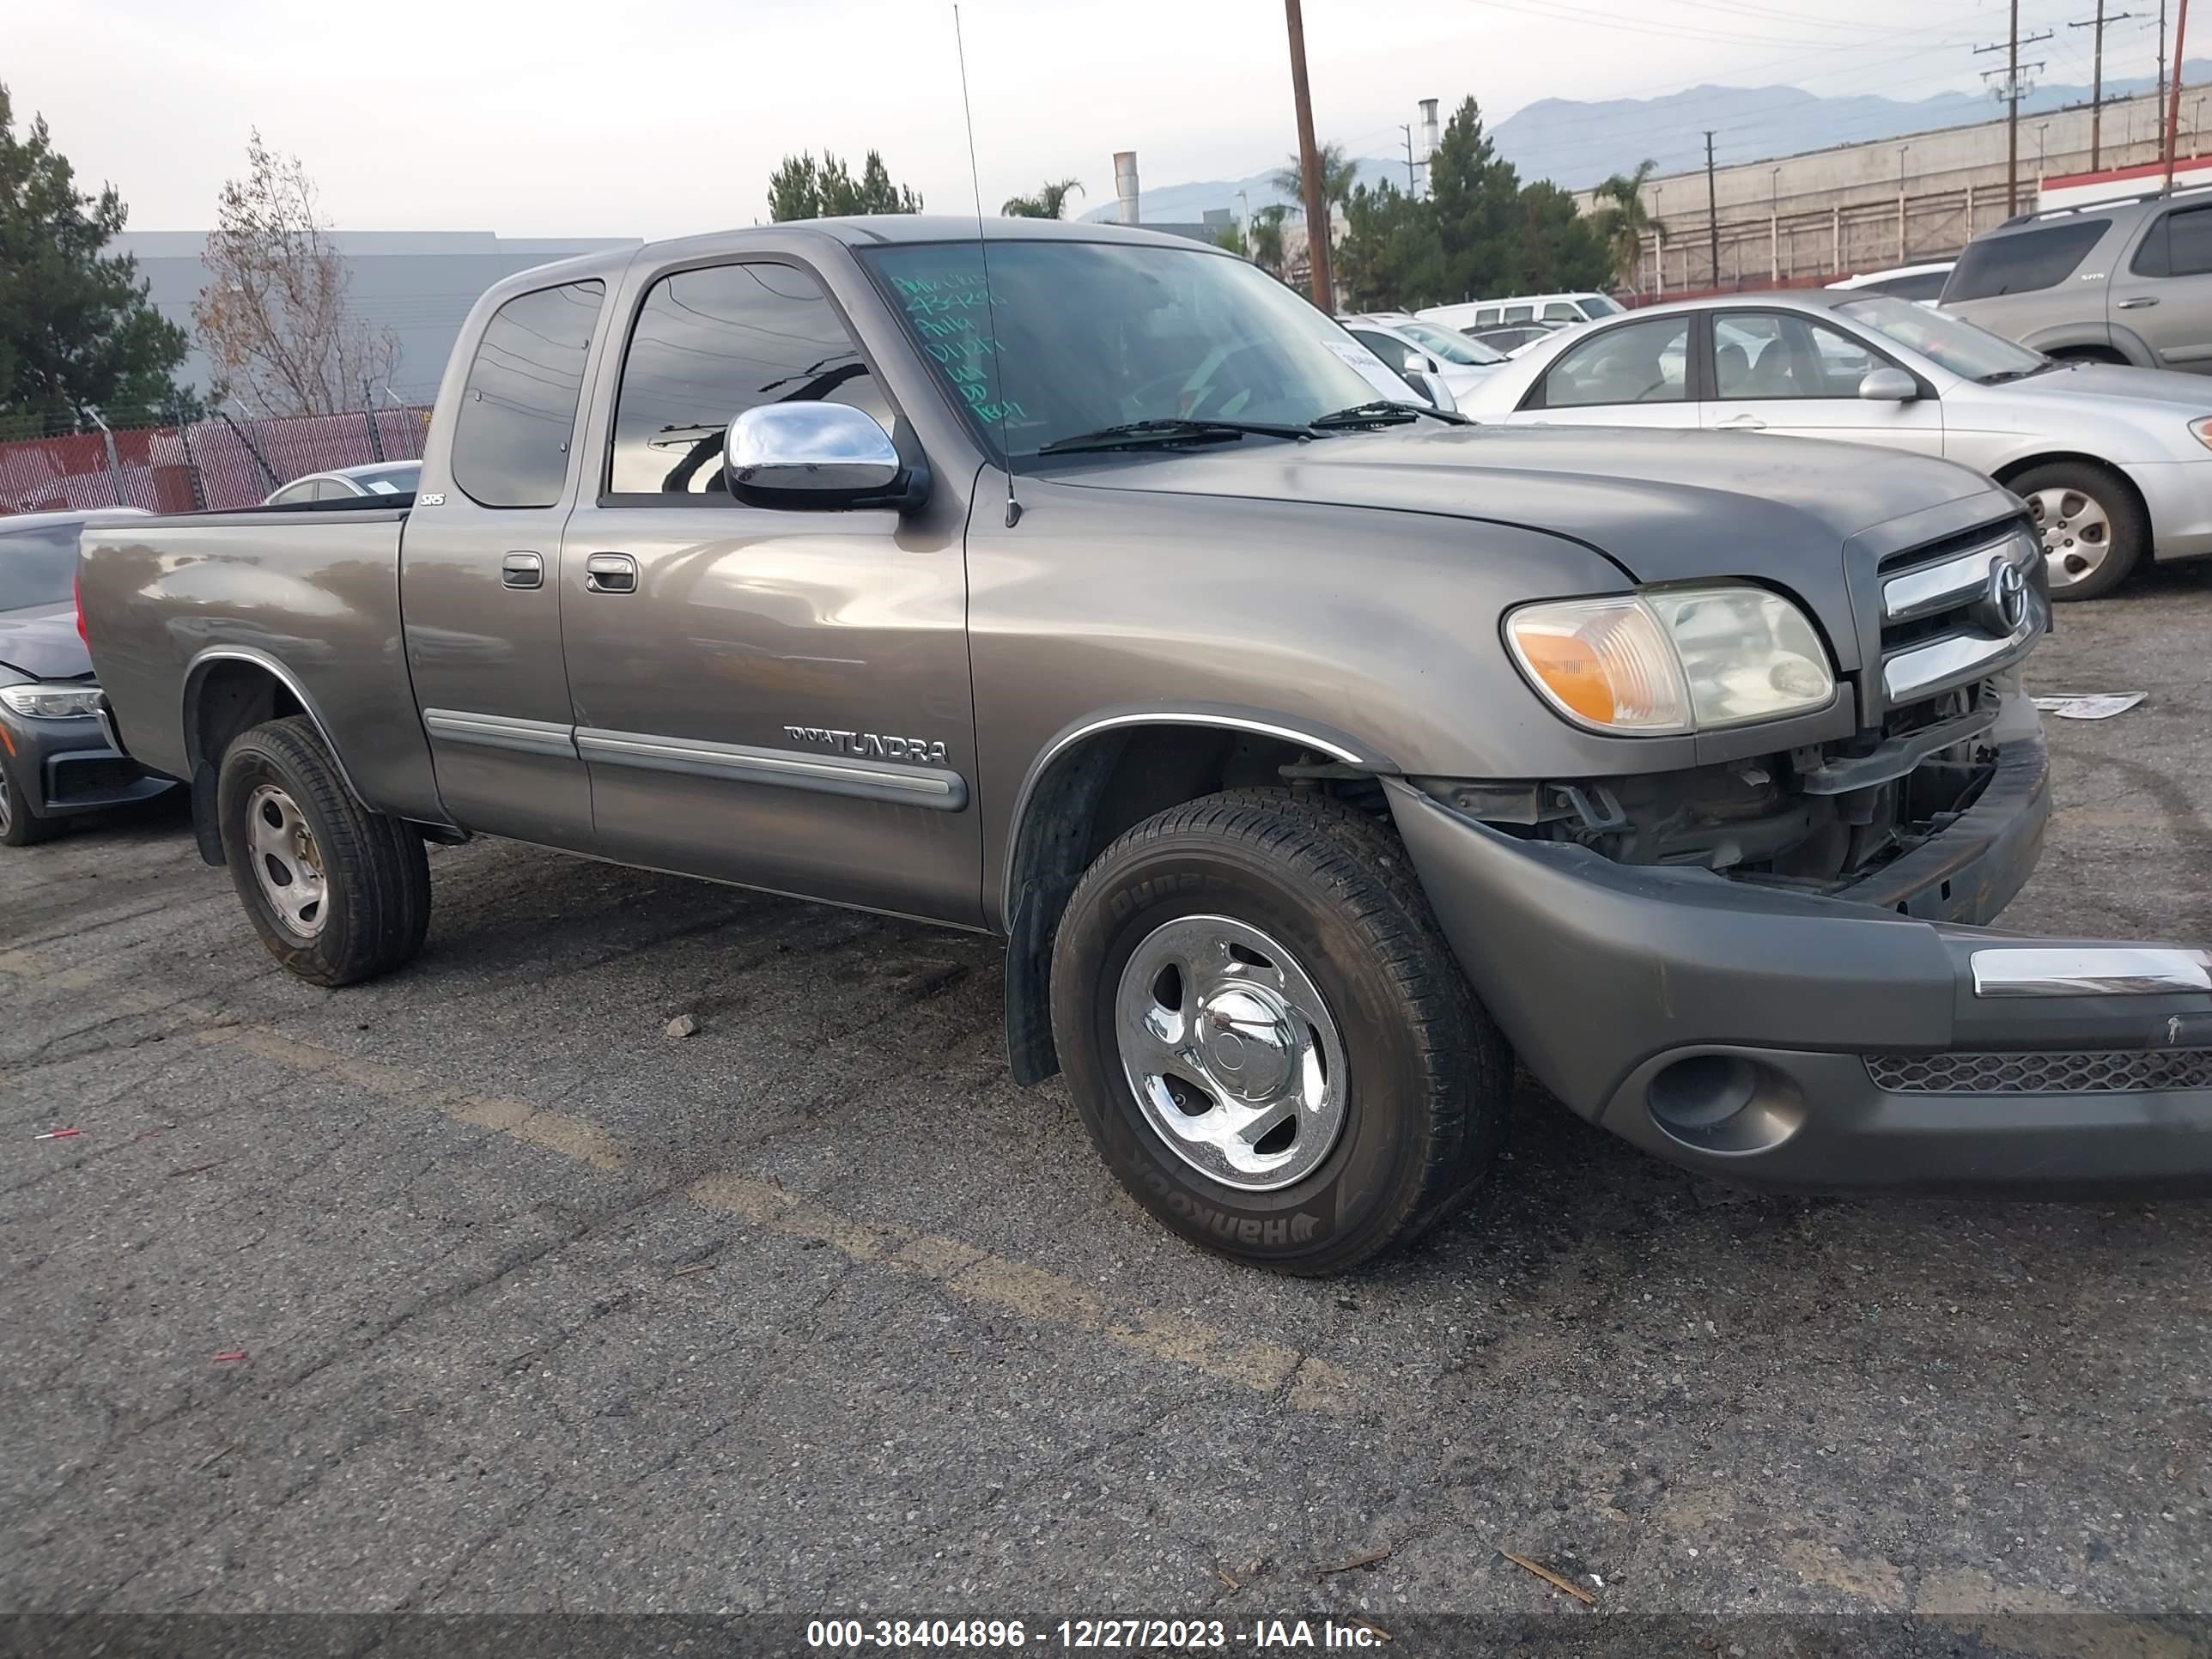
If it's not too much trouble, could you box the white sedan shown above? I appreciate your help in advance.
[1336,314,1508,407]
[1455,290,2212,599]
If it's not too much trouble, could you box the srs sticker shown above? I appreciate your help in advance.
[1324,338,1419,401]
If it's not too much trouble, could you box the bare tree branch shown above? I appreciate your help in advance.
[191,132,398,416]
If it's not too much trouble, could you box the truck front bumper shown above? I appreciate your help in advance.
[1386,733,2212,1192]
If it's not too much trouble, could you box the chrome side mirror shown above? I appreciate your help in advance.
[723,403,927,510]
[1857,366,1917,402]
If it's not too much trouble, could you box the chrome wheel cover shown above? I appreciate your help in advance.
[1114,914,1347,1192]
[246,783,328,939]
[2028,485,2114,590]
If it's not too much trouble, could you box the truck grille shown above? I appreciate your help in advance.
[1874,525,2043,721]
[1867,1049,2212,1094]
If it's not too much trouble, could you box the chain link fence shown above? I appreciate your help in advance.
[0,405,434,517]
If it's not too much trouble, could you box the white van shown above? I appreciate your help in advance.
[1417,291,1626,331]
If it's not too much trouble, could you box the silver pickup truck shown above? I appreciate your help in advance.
[79,218,2212,1273]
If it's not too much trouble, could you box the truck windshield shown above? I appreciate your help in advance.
[860,240,1405,463]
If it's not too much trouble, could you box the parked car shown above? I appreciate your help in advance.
[1941,185,2212,371]
[1336,313,1506,404]
[1827,260,1954,305]
[1463,320,1571,356]
[1417,290,1626,332]
[0,508,178,846]
[264,460,422,505]
[78,218,2212,1273]
[1457,288,2212,599]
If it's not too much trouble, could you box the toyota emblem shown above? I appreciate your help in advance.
[1980,557,2029,634]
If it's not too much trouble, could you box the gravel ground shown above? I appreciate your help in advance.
[3,566,2209,1651]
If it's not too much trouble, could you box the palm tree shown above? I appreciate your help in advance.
[1591,159,1666,295]
[1249,205,1289,277]
[1270,143,1358,216]
[1001,178,1084,219]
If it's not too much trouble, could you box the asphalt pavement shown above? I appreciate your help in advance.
[4,566,2210,1650]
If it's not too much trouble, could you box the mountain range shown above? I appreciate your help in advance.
[1082,60,2212,226]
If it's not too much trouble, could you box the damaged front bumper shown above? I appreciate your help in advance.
[1386,728,2212,1192]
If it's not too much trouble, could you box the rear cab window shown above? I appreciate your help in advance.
[449,279,606,508]
[0,524,83,611]
[1945,220,2109,301]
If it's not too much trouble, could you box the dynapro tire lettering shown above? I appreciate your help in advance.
[783,726,950,764]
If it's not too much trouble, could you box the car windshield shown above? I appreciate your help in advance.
[859,240,1405,461]
[1394,319,1505,365]
[1835,295,2046,381]
[1583,295,1624,317]
[0,524,82,613]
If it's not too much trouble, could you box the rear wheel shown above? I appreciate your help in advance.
[216,716,430,985]
[0,743,58,847]
[2013,459,2146,601]
[1049,788,1510,1275]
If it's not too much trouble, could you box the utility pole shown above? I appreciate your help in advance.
[1283,0,1334,311]
[2168,0,2192,187]
[2159,0,2170,146]
[1704,131,1720,287]
[1400,125,1418,194]
[1978,3,2054,213]
[2071,3,2137,170]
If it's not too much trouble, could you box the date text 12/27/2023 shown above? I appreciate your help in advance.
[805,1618,1390,1650]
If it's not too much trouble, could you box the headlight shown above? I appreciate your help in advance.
[2190,416,2212,451]
[1505,585,1835,735]
[0,684,104,720]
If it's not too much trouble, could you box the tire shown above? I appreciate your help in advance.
[1049,787,1510,1276]
[216,715,430,986]
[0,741,58,847]
[2010,459,2146,602]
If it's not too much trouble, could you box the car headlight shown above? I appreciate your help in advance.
[2190,416,2212,451]
[1505,584,1835,735]
[0,683,104,720]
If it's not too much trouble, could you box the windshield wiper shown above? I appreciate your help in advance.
[1978,361,2062,385]
[1036,417,1314,456]
[1309,399,1474,429]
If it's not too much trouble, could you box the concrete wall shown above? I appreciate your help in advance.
[1578,86,2211,292]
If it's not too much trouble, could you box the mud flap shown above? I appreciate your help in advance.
[191,760,224,866]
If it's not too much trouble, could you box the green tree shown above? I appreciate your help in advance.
[767,149,923,222]
[0,85,197,439]
[1337,183,1444,311]
[1213,222,1249,258]
[1001,178,1083,219]
[1248,205,1289,277]
[1589,159,1666,293]
[1510,179,1613,294]
[1422,95,1525,304]
[1270,142,1358,214]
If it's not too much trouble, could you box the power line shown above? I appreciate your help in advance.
[1979,2,2058,211]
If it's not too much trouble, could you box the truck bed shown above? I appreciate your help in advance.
[77,505,443,821]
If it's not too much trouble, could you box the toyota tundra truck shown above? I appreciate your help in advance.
[77,218,2212,1274]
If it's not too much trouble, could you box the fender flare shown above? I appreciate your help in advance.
[181,645,368,805]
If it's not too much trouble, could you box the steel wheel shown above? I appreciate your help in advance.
[245,782,328,939]
[2028,484,2114,591]
[1115,913,1348,1192]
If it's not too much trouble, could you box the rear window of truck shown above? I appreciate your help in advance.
[1945,220,2108,301]
[449,280,605,508]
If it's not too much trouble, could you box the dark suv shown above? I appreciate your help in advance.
[1942,185,2212,370]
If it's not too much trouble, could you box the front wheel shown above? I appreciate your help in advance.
[2014,460,2146,602]
[0,742,59,847]
[1049,788,1510,1275]
[216,715,431,986]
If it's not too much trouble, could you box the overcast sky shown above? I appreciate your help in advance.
[4,0,2174,238]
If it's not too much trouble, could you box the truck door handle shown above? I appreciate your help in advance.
[584,553,638,594]
[501,550,544,590]
[1717,413,1766,430]
[2118,295,2160,309]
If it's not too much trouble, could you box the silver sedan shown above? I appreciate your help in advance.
[1455,289,2212,599]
